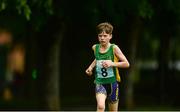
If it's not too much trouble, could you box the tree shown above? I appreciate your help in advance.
[0,0,61,110]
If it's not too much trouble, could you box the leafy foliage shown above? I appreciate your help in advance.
[0,0,53,20]
[138,0,154,19]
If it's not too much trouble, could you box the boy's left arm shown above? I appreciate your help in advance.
[102,45,130,68]
[113,45,130,68]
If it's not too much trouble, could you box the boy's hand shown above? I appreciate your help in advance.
[85,67,93,76]
[102,60,114,68]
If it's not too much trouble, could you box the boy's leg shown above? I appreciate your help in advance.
[95,84,107,112]
[96,93,106,112]
[108,100,119,111]
[108,82,119,111]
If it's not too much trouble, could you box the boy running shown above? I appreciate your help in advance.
[85,22,130,112]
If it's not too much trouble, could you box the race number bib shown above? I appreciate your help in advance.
[96,60,114,78]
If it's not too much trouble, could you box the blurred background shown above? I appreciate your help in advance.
[0,0,180,111]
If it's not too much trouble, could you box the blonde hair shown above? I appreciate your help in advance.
[96,22,113,34]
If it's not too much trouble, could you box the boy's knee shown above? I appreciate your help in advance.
[97,103,105,111]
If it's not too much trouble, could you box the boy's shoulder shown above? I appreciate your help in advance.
[111,43,118,48]
[92,44,99,50]
[111,44,121,51]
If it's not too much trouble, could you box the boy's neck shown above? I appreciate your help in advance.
[100,43,111,49]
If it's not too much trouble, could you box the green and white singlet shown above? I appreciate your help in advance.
[94,44,119,84]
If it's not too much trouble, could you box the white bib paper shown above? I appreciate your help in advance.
[96,60,114,78]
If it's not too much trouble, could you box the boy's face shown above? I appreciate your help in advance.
[98,31,112,46]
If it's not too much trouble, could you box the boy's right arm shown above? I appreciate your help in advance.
[85,59,96,76]
[85,44,96,76]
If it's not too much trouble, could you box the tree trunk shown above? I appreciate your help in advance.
[44,22,65,110]
[156,11,174,105]
[45,39,61,110]
[125,16,143,109]
[157,32,171,105]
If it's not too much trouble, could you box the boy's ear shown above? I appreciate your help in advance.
[110,34,112,39]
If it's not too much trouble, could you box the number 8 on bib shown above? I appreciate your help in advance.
[96,60,114,78]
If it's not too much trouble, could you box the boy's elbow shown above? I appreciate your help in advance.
[126,62,130,68]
